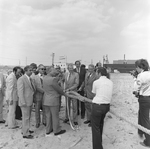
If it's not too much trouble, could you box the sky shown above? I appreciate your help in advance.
[0,0,150,66]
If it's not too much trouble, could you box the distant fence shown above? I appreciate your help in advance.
[104,64,136,73]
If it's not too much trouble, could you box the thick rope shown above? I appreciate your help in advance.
[66,91,150,135]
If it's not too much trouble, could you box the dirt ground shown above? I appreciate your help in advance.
[0,73,147,149]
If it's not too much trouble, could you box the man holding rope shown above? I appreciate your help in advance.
[69,67,113,149]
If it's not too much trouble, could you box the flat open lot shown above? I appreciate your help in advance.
[0,73,147,149]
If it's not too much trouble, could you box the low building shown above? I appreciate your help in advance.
[113,60,136,64]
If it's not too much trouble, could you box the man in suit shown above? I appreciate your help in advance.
[43,66,67,136]
[33,64,46,128]
[17,65,35,139]
[83,64,98,127]
[5,66,22,129]
[0,72,6,124]
[63,63,79,125]
[74,61,86,119]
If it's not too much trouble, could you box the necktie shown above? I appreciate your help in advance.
[87,73,91,82]
[67,73,71,81]
[30,78,35,92]
[40,77,43,87]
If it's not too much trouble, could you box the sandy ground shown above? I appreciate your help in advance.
[0,73,147,149]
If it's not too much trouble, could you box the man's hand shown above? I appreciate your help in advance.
[9,100,13,105]
[21,103,26,107]
[78,87,82,92]
[78,97,85,102]
[65,89,70,92]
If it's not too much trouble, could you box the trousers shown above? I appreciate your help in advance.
[91,103,110,149]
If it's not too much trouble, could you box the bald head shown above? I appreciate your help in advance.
[88,64,95,73]
[46,66,59,77]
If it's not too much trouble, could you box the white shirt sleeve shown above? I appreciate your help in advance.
[133,74,142,91]
[92,81,96,94]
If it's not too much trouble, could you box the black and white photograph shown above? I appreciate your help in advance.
[0,0,150,149]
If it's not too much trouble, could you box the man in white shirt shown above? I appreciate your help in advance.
[5,66,22,129]
[133,59,150,147]
[80,67,113,149]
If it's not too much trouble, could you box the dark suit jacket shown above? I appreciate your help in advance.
[74,67,86,89]
[84,72,98,99]
[43,76,65,106]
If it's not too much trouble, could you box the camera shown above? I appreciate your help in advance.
[130,70,139,78]
[133,91,139,98]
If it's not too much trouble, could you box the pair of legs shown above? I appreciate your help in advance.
[138,96,150,146]
[44,105,61,134]
[85,102,92,122]
[0,94,4,122]
[65,98,78,123]
[77,91,85,118]
[91,103,110,149]
[15,104,22,119]
[7,101,18,128]
[35,100,46,126]
[20,106,32,136]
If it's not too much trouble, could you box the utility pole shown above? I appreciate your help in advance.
[52,53,55,66]
[26,57,27,65]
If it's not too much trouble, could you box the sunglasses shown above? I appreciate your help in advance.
[40,68,44,70]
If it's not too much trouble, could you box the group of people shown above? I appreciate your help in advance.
[0,58,149,149]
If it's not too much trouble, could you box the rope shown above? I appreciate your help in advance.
[109,109,150,135]
[66,91,150,135]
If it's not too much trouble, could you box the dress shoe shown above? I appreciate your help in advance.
[29,130,34,134]
[11,126,19,129]
[23,135,34,139]
[74,122,78,125]
[45,130,53,137]
[140,142,150,148]
[36,123,40,128]
[84,120,90,124]
[54,130,66,136]
[63,119,69,123]
[0,120,6,124]
[16,117,22,121]
[88,123,91,127]
[43,123,46,126]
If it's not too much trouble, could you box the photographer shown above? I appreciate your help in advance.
[133,59,150,147]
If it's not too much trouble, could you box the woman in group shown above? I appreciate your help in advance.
[134,59,150,147]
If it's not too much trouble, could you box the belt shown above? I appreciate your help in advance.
[93,103,110,106]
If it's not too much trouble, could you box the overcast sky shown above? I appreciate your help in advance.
[0,0,150,66]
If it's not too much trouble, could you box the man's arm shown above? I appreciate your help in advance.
[52,78,66,96]
[34,77,44,93]
[92,81,96,96]
[17,78,26,106]
[7,76,14,105]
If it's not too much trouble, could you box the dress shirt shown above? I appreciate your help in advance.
[134,71,150,96]
[76,68,80,73]
[38,73,43,79]
[92,76,113,104]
